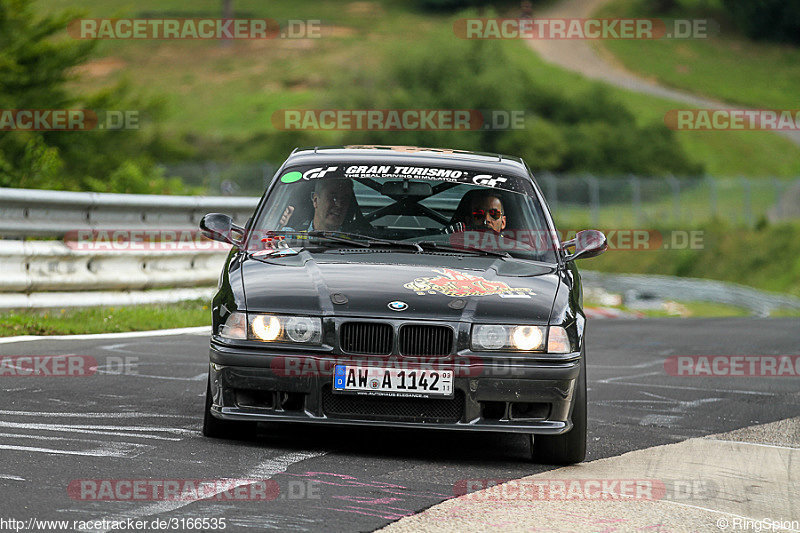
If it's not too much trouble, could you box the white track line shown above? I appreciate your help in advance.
[0,326,211,344]
[79,450,326,533]
[0,410,190,419]
[0,444,137,458]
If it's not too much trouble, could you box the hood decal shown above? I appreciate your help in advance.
[403,268,536,298]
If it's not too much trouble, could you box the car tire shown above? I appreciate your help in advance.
[202,376,256,439]
[531,348,587,464]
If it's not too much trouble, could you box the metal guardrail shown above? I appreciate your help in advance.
[582,271,800,316]
[0,187,244,305]
[0,187,259,238]
[0,240,228,293]
[2,187,799,313]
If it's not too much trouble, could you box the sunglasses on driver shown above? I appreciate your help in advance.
[471,208,503,221]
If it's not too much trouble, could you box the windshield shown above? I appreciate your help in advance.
[249,163,558,263]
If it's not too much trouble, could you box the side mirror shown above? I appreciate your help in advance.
[562,229,607,261]
[200,213,244,246]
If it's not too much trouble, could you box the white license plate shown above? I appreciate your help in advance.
[333,365,454,398]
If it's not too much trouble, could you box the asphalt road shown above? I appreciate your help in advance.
[0,318,797,532]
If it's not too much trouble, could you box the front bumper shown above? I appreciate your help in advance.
[208,340,582,434]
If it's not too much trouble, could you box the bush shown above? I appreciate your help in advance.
[721,0,800,44]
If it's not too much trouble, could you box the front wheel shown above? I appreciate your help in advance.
[202,376,257,439]
[531,349,587,464]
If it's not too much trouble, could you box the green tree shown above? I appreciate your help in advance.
[0,0,190,193]
[0,0,93,188]
[721,0,800,44]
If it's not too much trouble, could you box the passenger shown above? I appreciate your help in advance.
[468,193,506,234]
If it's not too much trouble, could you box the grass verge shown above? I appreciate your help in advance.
[594,0,800,110]
[585,298,754,317]
[502,37,800,178]
[584,221,800,298]
[50,0,800,178]
[0,299,210,337]
[0,295,768,338]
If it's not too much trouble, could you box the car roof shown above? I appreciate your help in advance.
[284,145,533,179]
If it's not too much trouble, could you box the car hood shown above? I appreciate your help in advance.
[241,251,562,324]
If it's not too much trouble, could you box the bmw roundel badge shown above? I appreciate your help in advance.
[388,301,408,311]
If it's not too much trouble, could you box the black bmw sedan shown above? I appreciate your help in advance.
[200,145,607,464]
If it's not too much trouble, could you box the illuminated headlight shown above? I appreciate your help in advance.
[511,326,544,351]
[248,314,322,344]
[219,312,247,340]
[471,325,571,353]
[472,324,545,351]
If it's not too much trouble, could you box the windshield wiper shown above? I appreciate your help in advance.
[262,230,423,252]
[417,241,510,258]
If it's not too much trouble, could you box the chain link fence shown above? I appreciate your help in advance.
[159,162,800,228]
[537,173,800,228]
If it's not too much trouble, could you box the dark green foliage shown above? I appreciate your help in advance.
[721,0,800,44]
[0,0,192,193]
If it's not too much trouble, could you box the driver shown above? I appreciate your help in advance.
[279,178,358,232]
[310,178,353,231]
[468,193,506,234]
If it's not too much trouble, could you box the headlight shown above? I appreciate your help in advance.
[251,315,282,341]
[511,325,544,351]
[248,314,322,345]
[219,312,247,340]
[471,324,571,353]
[471,324,507,350]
